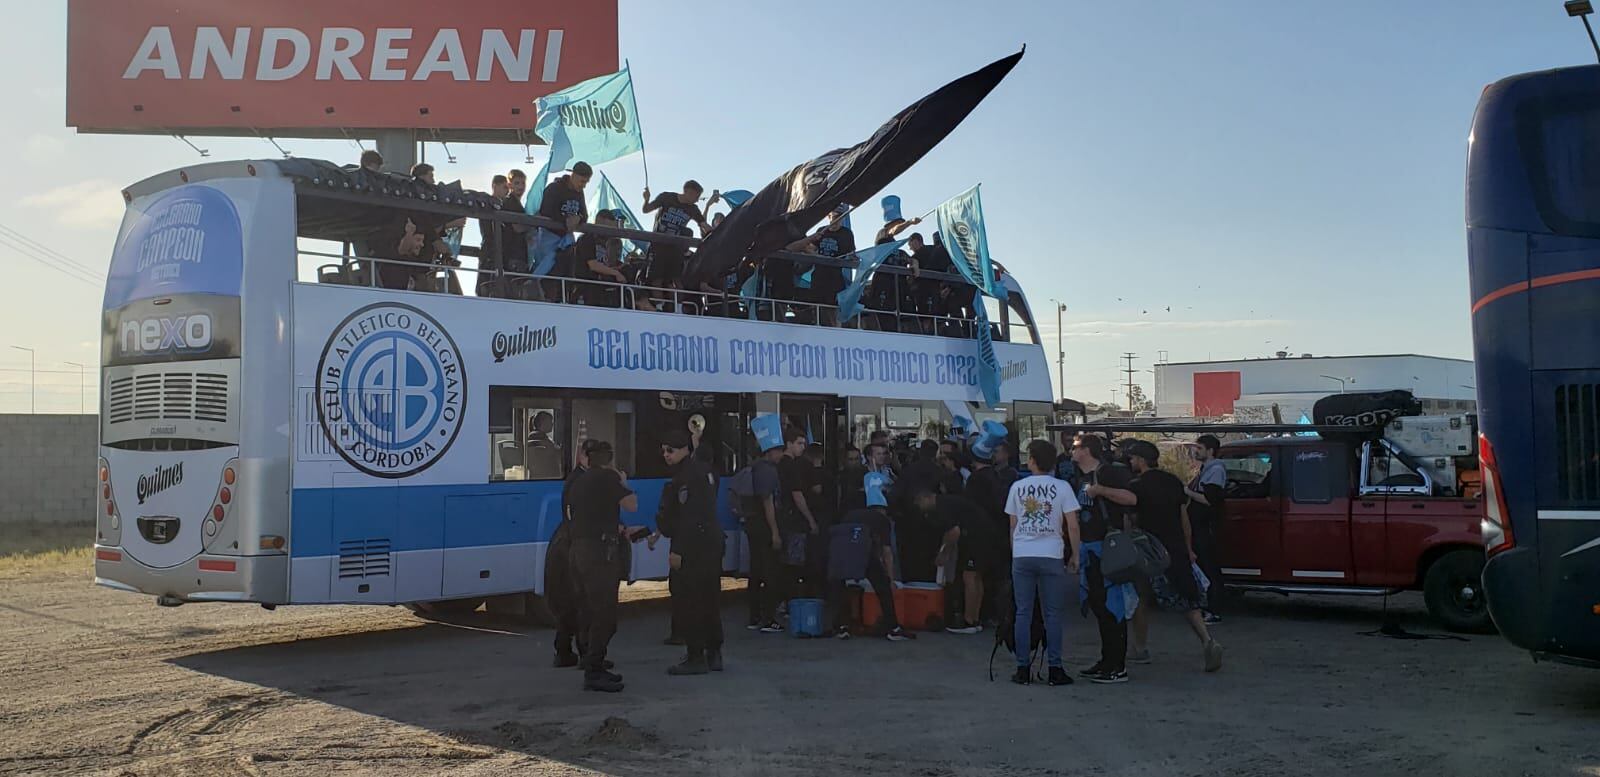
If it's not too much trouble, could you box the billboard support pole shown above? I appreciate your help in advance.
[375,129,416,174]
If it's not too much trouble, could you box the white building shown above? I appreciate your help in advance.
[1153,354,1476,421]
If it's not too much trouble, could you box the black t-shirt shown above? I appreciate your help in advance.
[898,457,943,507]
[929,494,992,544]
[810,226,855,295]
[538,177,587,235]
[744,457,783,535]
[1129,468,1187,550]
[1067,462,1133,543]
[498,195,529,271]
[649,193,705,236]
[778,455,814,528]
[840,507,892,548]
[662,458,721,558]
[913,245,951,275]
[568,467,633,540]
[570,233,611,281]
[964,465,1009,526]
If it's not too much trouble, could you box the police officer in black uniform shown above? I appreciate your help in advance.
[547,438,601,668]
[658,430,725,674]
[566,441,639,692]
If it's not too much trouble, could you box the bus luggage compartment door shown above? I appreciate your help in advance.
[330,474,397,603]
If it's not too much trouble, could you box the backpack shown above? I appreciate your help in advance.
[989,576,1047,681]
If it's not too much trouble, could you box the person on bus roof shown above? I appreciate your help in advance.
[787,203,856,327]
[532,162,591,283]
[476,175,511,298]
[642,181,718,292]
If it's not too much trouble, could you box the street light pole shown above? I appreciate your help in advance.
[64,362,87,415]
[1567,1,1600,63]
[1319,374,1347,394]
[11,346,34,413]
[1050,299,1066,402]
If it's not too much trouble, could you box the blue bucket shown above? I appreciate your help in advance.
[787,598,824,637]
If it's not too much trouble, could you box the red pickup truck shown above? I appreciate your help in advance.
[1054,420,1488,632]
[1212,433,1486,632]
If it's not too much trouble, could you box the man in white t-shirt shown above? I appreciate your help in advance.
[1004,439,1083,686]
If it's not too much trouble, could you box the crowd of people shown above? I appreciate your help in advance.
[348,151,993,334]
[541,417,1228,693]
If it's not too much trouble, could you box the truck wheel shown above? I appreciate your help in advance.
[405,598,485,620]
[1422,550,1494,634]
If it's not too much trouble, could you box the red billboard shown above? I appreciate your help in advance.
[66,0,618,142]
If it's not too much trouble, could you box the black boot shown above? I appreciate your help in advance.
[581,658,622,683]
[706,647,724,672]
[668,649,709,676]
[583,669,624,692]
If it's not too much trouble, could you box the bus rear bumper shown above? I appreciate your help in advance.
[93,545,288,605]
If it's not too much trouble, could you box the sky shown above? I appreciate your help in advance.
[0,1,1590,413]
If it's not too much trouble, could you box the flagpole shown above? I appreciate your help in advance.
[626,58,650,189]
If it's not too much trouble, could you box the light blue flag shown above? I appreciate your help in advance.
[739,270,762,320]
[835,238,908,323]
[721,189,754,209]
[527,65,644,214]
[936,184,1002,298]
[973,289,1002,408]
[1296,412,1318,437]
[589,171,647,256]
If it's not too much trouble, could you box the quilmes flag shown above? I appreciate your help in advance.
[973,289,1002,408]
[683,50,1024,287]
[835,238,908,323]
[935,184,1002,297]
[527,65,643,213]
[589,171,647,256]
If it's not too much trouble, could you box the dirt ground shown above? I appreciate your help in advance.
[1,556,1598,777]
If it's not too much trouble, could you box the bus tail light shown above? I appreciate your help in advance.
[259,535,286,551]
[1480,433,1514,556]
[98,457,121,538]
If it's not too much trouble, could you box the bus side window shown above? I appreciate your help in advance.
[488,388,565,482]
[571,397,637,475]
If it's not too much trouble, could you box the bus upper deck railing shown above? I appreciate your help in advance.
[302,247,1004,338]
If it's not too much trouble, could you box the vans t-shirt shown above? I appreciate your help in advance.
[1004,474,1080,559]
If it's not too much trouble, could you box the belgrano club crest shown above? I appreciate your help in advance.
[316,303,466,478]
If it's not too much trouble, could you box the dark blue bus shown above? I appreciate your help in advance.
[1469,64,1600,667]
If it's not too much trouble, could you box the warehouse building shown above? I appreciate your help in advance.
[1153,353,1476,421]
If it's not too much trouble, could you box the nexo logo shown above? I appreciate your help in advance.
[119,313,213,356]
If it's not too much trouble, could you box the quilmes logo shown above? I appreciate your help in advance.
[558,99,631,134]
[136,462,182,505]
[316,303,466,478]
[491,324,557,363]
[118,313,213,356]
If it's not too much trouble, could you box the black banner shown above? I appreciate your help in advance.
[684,50,1024,286]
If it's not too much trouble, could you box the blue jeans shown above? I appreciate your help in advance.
[1012,555,1068,668]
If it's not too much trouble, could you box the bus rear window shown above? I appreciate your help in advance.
[1526,102,1600,236]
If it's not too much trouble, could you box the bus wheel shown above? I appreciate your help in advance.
[405,598,486,619]
[1423,550,1494,634]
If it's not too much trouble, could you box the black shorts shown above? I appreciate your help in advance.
[958,535,997,576]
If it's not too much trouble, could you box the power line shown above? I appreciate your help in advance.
[0,222,106,279]
[0,234,103,287]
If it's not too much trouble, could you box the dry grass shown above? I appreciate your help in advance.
[0,522,93,577]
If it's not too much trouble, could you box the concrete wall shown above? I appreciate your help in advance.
[0,414,97,525]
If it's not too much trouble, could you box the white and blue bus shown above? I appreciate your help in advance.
[92,159,1054,615]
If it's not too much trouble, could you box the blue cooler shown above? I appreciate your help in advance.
[787,598,824,637]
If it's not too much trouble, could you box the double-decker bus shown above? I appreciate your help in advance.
[91,158,1054,615]
[1469,64,1600,666]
